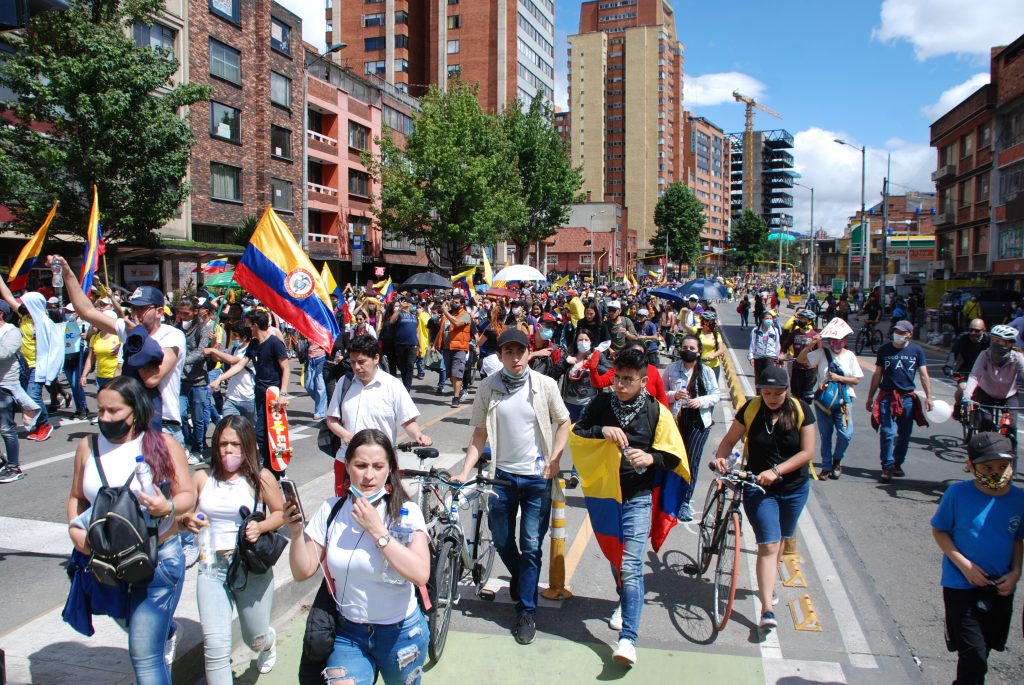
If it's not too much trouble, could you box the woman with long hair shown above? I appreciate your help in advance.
[288,429,431,684]
[478,302,507,377]
[67,376,194,684]
[695,311,726,381]
[574,301,606,350]
[182,416,286,683]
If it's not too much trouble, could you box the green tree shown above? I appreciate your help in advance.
[364,81,525,272]
[652,182,706,271]
[500,95,583,265]
[0,0,210,245]
[730,209,770,271]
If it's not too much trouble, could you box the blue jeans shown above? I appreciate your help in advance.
[123,535,185,685]
[814,403,853,471]
[878,394,915,470]
[614,492,652,644]
[180,385,210,456]
[435,356,447,391]
[207,368,223,425]
[488,469,552,615]
[743,481,810,545]
[222,397,256,424]
[65,353,87,414]
[325,611,428,685]
[26,378,49,428]
[304,355,327,417]
[0,389,19,467]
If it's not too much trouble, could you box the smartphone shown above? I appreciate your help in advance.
[280,478,304,522]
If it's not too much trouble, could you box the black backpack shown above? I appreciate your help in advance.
[86,436,159,587]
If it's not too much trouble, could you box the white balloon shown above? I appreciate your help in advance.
[926,399,952,424]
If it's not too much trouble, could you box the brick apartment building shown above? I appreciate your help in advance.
[683,113,731,271]
[533,201,635,278]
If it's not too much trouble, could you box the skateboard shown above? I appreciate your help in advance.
[265,386,292,472]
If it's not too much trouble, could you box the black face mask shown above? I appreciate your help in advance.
[98,418,132,442]
[680,350,699,363]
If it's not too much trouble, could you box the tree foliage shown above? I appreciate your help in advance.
[364,81,525,272]
[0,0,210,245]
[730,209,770,271]
[500,95,582,264]
[652,182,705,268]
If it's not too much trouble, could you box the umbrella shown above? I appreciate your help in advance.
[493,264,546,282]
[767,232,796,242]
[649,287,687,304]
[677,278,729,301]
[204,271,241,289]
[398,272,453,291]
[485,286,517,298]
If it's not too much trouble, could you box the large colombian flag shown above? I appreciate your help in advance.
[80,186,102,294]
[567,403,690,574]
[235,207,340,350]
[8,200,58,291]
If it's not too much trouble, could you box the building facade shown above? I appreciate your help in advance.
[542,201,635,277]
[728,128,796,231]
[568,0,685,253]
[991,35,1024,290]
[683,113,730,271]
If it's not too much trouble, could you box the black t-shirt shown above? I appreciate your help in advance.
[951,332,989,374]
[737,398,815,493]
[245,334,287,391]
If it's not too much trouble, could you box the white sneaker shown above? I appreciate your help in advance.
[182,542,200,569]
[608,605,623,631]
[164,627,177,667]
[257,627,277,674]
[612,638,637,666]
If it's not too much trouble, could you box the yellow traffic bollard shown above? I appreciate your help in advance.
[541,477,573,600]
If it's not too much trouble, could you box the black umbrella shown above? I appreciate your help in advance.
[398,272,453,291]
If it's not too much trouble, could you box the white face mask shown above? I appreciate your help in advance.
[892,333,908,346]
[577,340,592,354]
[349,483,387,504]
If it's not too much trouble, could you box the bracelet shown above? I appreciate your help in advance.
[166,500,175,520]
[770,465,782,478]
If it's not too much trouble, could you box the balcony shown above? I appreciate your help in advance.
[931,164,956,183]
[933,211,954,226]
[307,130,338,160]
[307,182,338,198]
[767,194,794,208]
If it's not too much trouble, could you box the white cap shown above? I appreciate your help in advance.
[607,300,622,309]
[102,309,119,320]
[64,303,75,312]
[637,308,649,316]
[47,296,59,305]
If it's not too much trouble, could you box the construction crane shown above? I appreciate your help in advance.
[732,90,782,212]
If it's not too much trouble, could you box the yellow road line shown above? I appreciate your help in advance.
[563,516,593,586]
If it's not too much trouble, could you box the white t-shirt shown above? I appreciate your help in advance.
[806,347,864,398]
[225,342,255,403]
[82,433,173,537]
[326,369,419,460]
[116,320,187,422]
[306,497,426,624]
[494,381,544,475]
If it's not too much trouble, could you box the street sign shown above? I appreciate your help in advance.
[352,247,363,271]
[352,234,363,250]
[352,224,366,236]
[712,247,724,254]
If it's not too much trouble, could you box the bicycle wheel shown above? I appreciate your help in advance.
[712,512,741,632]
[471,506,496,589]
[695,481,728,575]
[961,408,974,445]
[869,328,883,353]
[428,538,461,663]
[854,330,867,356]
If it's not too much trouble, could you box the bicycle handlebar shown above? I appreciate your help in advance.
[400,467,511,491]
[708,463,765,492]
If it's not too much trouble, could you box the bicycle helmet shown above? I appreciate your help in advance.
[700,311,718,321]
[798,309,816,320]
[990,325,1017,342]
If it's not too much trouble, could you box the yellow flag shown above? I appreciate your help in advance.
[482,250,493,286]
[321,262,341,298]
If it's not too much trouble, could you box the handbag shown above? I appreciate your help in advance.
[227,491,289,591]
[424,348,442,372]
[814,347,850,414]
[299,497,348,683]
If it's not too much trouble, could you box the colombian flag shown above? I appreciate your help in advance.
[80,186,101,294]
[550,274,570,292]
[451,266,475,298]
[235,207,341,350]
[568,402,689,574]
[321,262,343,300]
[200,258,229,274]
[8,201,57,291]
[373,277,394,303]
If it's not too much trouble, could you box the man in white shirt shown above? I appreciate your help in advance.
[325,334,431,495]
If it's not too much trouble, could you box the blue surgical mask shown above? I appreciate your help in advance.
[349,483,388,504]
[762,320,772,330]
[541,328,554,341]
[577,340,592,354]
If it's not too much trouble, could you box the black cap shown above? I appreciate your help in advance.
[967,432,1015,464]
[756,365,789,389]
[497,328,530,350]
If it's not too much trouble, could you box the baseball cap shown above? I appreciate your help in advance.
[46,296,59,305]
[688,294,699,301]
[540,312,558,323]
[127,285,165,308]
[637,308,649,317]
[0,301,10,317]
[607,300,621,310]
[497,328,530,350]
[894,320,914,334]
[756,366,790,389]
[967,432,1015,464]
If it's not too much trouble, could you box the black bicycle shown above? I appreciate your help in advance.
[854,321,883,356]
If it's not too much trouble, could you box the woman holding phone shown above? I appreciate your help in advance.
[287,429,431,684]
[180,416,286,683]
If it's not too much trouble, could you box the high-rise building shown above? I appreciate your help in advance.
[683,113,730,269]
[567,0,685,252]
[327,0,555,112]
[728,129,796,231]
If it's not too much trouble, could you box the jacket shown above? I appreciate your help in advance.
[662,361,720,428]
[435,311,471,352]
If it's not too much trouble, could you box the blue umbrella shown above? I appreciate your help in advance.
[767,232,796,242]
[677,278,729,301]
[649,287,687,304]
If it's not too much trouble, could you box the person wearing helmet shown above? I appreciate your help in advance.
[635,308,661,368]
[963,325,1024,437]
[781,310,818,404]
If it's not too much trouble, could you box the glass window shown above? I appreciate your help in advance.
[447,40,460,54]
[134,23,176,55]
[209,102,240,143]
[395,11,408,23]
[364,13,384,27]
[395,34,408,48]
[209,39,241,85]
[960,132,974,157]
[448,15,461,29]
[270,71,291,108]
[978,172,990,201]
[271,18,290,54]
[349,170,370,197]
[447,64,461,78]
[348,122,370,150]
[364,36,385,51]
[209,0,239,23]
[998,222,1024,259]
[271,125,291,159]
[211,163,241,201]
[959,179,973,206]
[364,60,386,75]
[271,178,293,212]
[395,58,408,73]
[979,123,991,148]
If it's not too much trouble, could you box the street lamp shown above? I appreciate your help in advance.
[795,182,814,290]
[835,139,867,293]
[302,42,347,251]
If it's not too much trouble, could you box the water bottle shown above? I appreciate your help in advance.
[725,450,742,472]
[624,446,646,475]
[51,261,63,289]
[533,454,547,477]
[382,507,414,585]
[134,456,156,511]
[197,514,216,573]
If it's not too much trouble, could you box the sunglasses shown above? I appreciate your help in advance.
[969,329,984,333]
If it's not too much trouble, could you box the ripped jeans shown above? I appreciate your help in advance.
[324,610,428,685]
[196,552,275,685]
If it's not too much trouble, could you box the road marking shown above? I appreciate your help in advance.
[418,403,466,430]
[562,516,593,587]
[0,515,72,555]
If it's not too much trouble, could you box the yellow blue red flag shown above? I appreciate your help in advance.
[373,276,394,302]
[451,266,475,298]
[80,186,101,294]
[235,207,340,350]
[8,201,57,291]
[321,262,342,300]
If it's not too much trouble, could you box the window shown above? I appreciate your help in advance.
[364,13,384,27]
[211,163,241,202]
[447,64,461,78]
[364,36,385,51]
[999,160,1024,204]
[395,11,408,24]
[209,0,239,23]
[348,122,370,150]
[270,18,290,54]
[270,71,291,108]
[960,132,974,158]
[383,105,413,135]
[209,39,241,85]
[999,107,1024,152]
[978,172,990,201]
[394,34,409,48]
[579,254,592,265]
[448,15,461,29]
[959,179,973,206]
[271,178,292,212]
[348,170,370,197]
[395,58,408,72]
[364,60,386,75]
[979,124,991,148]
[998,222,1024,259]
[271,125,291,159]
[447,40,460,54]
[209,102,240,143]
[134,23,176,54]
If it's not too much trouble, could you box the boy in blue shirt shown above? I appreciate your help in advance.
[932,432,1024,684]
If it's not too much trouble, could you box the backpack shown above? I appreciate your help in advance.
[814,348,851,415]
[296,338,310,364]
[86,436,158,587]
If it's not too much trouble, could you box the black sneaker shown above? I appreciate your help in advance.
[514,612,536,645]
[451,395,460,408]
[879,469,893,483]
[892,466,906,477]
[0,465,26,483]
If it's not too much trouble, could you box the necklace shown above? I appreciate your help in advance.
[764,411,779,435]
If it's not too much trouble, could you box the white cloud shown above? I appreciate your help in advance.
[275,0,326,53]
[788,128,934,237]
[873,0,1024,60]
[554,29,570,111]
[921,73,990,121]
[684,72,766,107]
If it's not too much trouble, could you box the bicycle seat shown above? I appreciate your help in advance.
[415,447,439,460]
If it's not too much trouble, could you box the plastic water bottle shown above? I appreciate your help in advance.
[624,446,646,475]
[725,450,742,472]
[197,514,216,573]
[382,507,414,585]
[134,456,156,512]
[533,454,547,477]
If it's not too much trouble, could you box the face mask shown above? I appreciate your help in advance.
[512,307,523,316]
[680,350,699,363]
[540,328,554,341]
[829,340,845,352]
[892,333,908,345]
[349,482,388,504]
[577,340,592,354]
[992,346,1010,362]
[451,303,462,311]
[98,418,132,441]
[182,318,194,330]
[974,468,1011,491]
[762,320,773,330]
[221,452,245,473]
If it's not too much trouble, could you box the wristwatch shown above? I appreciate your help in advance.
[376,534,392,549]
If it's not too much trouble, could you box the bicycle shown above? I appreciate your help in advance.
[397,442,448,542]
[960,401,1019,468]
[400,460,509,662]
[683,463,764,632]
[853,320,883,356]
